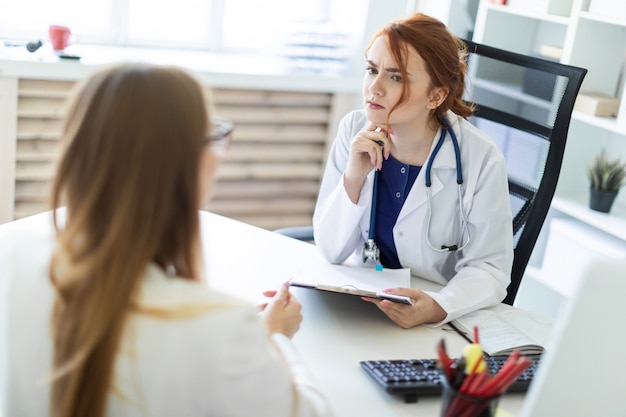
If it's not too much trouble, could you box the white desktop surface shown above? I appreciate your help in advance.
[0,210,526,417]
[198,211,526,417]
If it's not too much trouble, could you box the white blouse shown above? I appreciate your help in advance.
[0,223,332,417]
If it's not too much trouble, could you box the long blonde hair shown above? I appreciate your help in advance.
[48,63,209,417]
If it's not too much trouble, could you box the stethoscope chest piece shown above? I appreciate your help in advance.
[362,238,380,263]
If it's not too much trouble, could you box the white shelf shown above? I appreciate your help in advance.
[551,195,626,241]
[475,0,626,247]
[487,4,571,25]
[522,265,565,300]
[0,42,362,92]
[472,78,553,109]
[572,110,626,135]
[579,11,626,28]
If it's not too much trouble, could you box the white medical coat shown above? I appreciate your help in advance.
[313,110,513,324]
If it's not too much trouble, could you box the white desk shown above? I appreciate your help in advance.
[198,211,526,417]
[0,210,526,416]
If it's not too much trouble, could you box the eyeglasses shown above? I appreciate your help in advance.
[205,117,234,154]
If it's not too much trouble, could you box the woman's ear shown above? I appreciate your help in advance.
[427,87,449,110]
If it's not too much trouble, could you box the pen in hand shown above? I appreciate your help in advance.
[261,283,302,338]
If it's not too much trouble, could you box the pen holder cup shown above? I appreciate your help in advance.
[440,378,500,417]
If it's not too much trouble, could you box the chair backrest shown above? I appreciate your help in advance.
[461,39,587,304]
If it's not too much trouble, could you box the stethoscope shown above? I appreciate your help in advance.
[362,125,471,264]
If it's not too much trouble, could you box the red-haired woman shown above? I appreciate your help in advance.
[314,13,513,328]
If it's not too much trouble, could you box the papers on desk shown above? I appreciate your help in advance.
[451,308,554,356]
[289,262,413,305]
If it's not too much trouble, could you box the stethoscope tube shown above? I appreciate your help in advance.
[362,124,470,264]
[425,126,470,253]
[363,169,381,263]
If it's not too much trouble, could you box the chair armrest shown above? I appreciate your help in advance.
[273,226,314,242]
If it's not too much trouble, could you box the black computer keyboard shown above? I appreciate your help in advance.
[360,354,542,403]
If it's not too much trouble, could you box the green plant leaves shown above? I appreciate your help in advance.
[587,153,626,192]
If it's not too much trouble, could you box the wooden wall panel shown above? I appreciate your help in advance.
[0,77,18,223]
[206,88,332,229]
[10,80,334,230]
[13,79,70,219]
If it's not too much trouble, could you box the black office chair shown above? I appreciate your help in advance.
[274,40,587,305]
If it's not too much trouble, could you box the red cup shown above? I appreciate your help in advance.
[49,25,72,51]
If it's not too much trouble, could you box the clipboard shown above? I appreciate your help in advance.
[288,262,413,305]
[289,281,412,304]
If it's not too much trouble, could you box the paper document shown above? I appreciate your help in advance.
[451,308,554,356]
[289,262,412,304]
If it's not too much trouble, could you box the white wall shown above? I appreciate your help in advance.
[416,0,476,38]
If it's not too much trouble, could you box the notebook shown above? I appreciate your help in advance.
[519,259,626,417]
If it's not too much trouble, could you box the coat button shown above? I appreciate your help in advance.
[395,192,401,198]
[400,167,406,174]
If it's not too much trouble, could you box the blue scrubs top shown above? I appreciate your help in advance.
[374,155,421,269]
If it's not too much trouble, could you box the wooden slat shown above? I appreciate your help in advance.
[17,133,61,141]
[18,90,69,99]
[216,163,322,180]
[14,201,49,219]
[229,124,326,142]
[14,181,52,200]
[16,152,59,162]
[222,143,324,162]
[18,96,68,115]
[213,89,332,106]
[207,197,315,215]
[15,161,55,181]
[212,180,319,198]
[17,123,329,143]
[16,139,61,160]
[215,106,329,124]
[14,194,47,203]
[19,79,74,97]
[17,118,63,138]
[221,214,314,231]
[17,109,66,119]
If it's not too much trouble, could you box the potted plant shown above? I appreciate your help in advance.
[587,151,626,213]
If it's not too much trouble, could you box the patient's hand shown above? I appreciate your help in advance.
[260,283,303,338]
